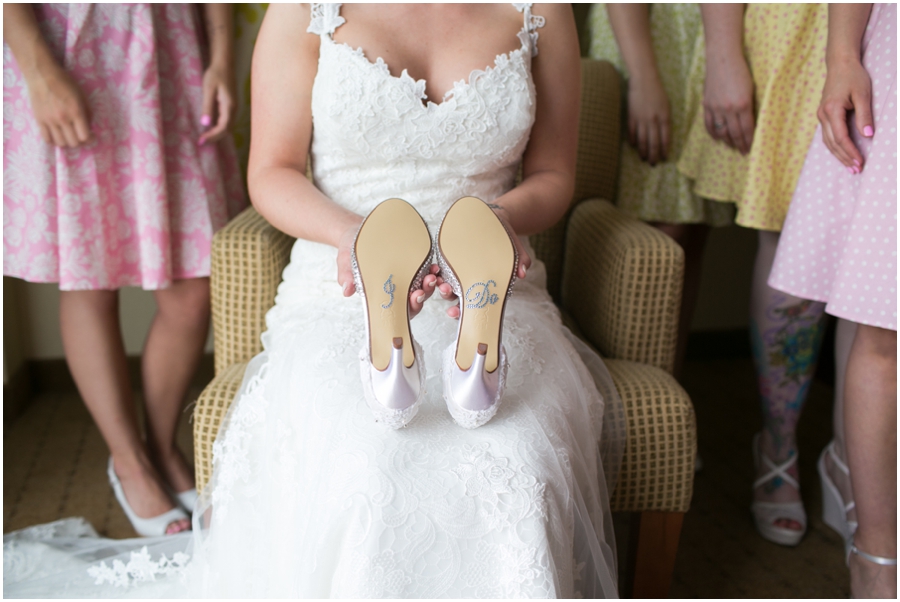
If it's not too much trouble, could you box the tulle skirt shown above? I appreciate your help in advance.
[4,240,625,598]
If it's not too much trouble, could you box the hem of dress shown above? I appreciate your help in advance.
[623,210,734,228]
[769,277,897,331]
[823,306,897,332]
[3,272,211,292]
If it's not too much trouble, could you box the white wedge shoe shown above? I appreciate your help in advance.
[352,198,431,429]
[750,434,807,546]
[107,458,189,537]
[819,440,857,554]
[437,197,517,429]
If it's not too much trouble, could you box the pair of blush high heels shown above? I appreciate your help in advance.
[351,197,517,430]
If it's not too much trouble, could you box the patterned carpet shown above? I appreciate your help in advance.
[3,358,849,597]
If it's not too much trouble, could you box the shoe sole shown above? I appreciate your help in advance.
[438,196,515,373]
[355,198,431,371]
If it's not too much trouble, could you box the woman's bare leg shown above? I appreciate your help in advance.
[649,222,711,381]
[750,230,827,530]
[59,290,189,533]
[844,324,896,598]
[143,278,210,494]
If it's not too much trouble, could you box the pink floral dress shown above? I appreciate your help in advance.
[3,4,246,291]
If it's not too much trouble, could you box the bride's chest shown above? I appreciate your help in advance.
[310,39,537,163]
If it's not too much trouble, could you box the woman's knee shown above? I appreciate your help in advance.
[855,324,897,362]
[154,278,211,327]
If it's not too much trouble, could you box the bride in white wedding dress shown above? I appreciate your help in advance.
[4,4,625,598]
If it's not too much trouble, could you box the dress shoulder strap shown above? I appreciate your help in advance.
[513,3,546,57]
[307,3,345,37]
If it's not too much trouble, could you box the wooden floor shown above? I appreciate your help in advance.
[3,358,849,597]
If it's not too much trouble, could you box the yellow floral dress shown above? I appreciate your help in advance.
[588,3,734,227]
[677,3,827,232]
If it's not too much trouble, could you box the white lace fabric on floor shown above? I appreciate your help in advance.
[4,4,625,598]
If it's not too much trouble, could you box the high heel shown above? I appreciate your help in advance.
[107,458,189,537]
[819,441,857,551]
[750,434,807,546]
[437,196,517,428]
[352,198,432,428]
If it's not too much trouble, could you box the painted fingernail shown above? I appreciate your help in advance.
[201,114,212,127]
[522,265,527,277]
[847,166,856,174]
[864,125,874,137]
[416,295,425,304]
[853,159,861,167]
[427,280,435,288]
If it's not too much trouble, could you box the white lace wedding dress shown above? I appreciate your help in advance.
[4,4,625,598]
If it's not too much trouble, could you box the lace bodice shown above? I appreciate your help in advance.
[308,3,544,228]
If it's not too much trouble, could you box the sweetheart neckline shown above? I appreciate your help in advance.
[325,36,530,111]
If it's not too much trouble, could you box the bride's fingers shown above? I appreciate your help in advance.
[408,288,426,318]
[515,241,531,279]
[437,281,457,300]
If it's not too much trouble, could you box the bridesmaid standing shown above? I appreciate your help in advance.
[676,3,830,546]
[770,4,896,597]
[3,4,246,535]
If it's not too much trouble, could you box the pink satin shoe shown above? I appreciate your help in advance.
[436,197,517,428]
[352,198,431,428]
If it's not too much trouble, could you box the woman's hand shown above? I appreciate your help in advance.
[627,74,671,165]
[26,64,93,148]
[817,57,873,171]
[198,62,236,145]
[336,223,440,319]
[437,206,531,320]
[703,51,755,154]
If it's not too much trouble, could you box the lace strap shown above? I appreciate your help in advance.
[513,3,546,57]
[307,3,345,37]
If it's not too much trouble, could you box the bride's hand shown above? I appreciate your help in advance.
[337,225,439,319]
[437,206,531,320]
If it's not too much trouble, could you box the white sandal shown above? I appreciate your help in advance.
[751,434,807,546]
[818,441,858,550]
[176,488,198,514]
[107,458,189,537]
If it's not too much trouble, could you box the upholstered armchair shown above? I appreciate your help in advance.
[193,58,695,598]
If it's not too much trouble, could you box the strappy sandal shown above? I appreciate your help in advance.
[848,541,897,566]
[751,433,807,546]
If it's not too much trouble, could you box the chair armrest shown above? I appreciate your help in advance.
[211,207,294,374]
[560,199,684,374]
[193,362,248,493]
[605,359,695,513]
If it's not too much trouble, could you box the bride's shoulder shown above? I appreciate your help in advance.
[528,4,575,27]
[257,4,320,54]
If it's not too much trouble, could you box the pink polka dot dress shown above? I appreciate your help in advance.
[769,4,896,331]
[3,4,247,291]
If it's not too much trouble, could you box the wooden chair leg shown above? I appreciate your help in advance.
[625,510,684,598]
